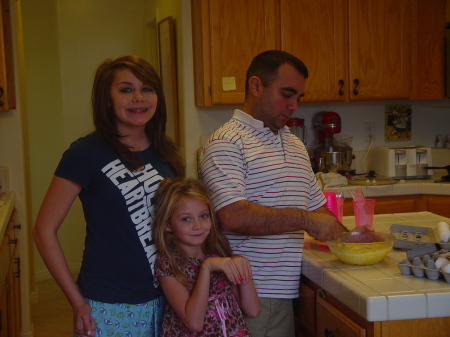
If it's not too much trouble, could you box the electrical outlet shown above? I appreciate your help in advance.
[364,122,375,142]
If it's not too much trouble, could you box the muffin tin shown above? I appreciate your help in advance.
[397,248,450,284]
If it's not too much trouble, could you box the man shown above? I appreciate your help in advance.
[198,50,348,337]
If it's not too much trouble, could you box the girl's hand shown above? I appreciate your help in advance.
[73,301,96,337]
[231,255,252,285]
[203,257,243,284]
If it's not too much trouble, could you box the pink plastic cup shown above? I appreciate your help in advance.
[324,191,344,222]
[352,198,376,227]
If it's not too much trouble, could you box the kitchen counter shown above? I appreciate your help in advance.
[302,211,450,322]
[0,191,15,238]
[340,175,450,199]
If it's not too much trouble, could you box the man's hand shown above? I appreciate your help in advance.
[305,211,347,242]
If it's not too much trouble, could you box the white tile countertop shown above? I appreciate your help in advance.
[340,174,450,199]
[302,211,450,322]
[0,191,16,238]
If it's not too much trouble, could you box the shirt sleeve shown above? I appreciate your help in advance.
[199,137,248,211]
[154,255,174,278]
[54,136,100,189]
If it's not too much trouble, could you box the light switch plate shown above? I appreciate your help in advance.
[0,166,9,193]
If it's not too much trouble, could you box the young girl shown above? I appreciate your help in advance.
[33,55,185,337]
[152,178,260,336]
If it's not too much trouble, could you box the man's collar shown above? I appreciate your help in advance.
[232,109,290,133]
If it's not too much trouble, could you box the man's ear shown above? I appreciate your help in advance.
[248,76,263,97]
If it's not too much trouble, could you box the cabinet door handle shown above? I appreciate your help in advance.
[13,224,22,230]
[9,238,18,244]
[353,79,360,95]
[338,80,344,96]
[14,257,20,278]
[324,328,336,337]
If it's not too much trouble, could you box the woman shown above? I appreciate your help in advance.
[33,55,185,337]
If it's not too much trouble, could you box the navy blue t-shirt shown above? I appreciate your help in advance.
[55,132,175,303]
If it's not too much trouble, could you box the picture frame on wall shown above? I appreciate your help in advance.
[157,16,180,146]
[384,104,412,141]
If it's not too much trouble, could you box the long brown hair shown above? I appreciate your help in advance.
[152,178,232,285]
[92,55,185,176]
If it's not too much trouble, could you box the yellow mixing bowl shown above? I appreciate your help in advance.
[327,232,394,265]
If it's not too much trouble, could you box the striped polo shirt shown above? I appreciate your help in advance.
[199,109,326,299]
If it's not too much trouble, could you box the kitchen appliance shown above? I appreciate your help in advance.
[313,111,353,174]
[371,146,432,179]
[424,165,450,182]
[286,118,307,145]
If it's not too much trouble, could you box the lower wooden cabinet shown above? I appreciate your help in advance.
[343,194,450,218]
[296,278,450,337]
[316,296,365,337]
[296,279,369,337]
[0,209,21,337]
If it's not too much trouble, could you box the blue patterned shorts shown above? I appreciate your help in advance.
[81,296,165,337]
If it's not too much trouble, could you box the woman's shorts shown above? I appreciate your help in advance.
[82,296,165,337]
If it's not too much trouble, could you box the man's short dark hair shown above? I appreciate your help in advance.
[245,50,308,97]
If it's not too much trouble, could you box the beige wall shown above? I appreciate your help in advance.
[21,0,154,280]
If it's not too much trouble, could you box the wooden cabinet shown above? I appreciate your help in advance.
[316,296,365,337]
[343,194,450,218]
[0,0,15,112]
[446,0,450,24]
[191,0,278,106]
[418,194,450,218]
[296,279,370,337]
[0,209,21,337]
[192,0,444,105]
[281,0,411,102]
[280,0,348,102]
[296,278,450,337]
[347,0,411,100]
[411,0,446,99]
[295,281,317,337]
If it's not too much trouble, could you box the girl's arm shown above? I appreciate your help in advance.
[33,176,95,337]
[158,256,243,332]
[230,255,261,318]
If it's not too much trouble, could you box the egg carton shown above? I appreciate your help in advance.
[390,224,450,250]
[397,249,450,283]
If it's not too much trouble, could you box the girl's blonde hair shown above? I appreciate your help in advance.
[152,178,232,285]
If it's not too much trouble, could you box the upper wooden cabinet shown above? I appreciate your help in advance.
[281,0,411,101]
[280,0,348,102]
[191,0,279,106]
[411,0,446,99]
[0,0,15,112]
[191,0,445,106]
[347,0,411,100]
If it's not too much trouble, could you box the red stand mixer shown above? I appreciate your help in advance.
[313,112,353,174]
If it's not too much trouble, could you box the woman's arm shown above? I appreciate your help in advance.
[158,257,243,332]
[33,176,95,337]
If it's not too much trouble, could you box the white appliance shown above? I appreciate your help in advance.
[372,146,433,179]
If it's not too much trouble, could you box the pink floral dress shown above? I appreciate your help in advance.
[154,253,252,337]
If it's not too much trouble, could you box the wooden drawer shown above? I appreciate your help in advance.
[343,195,419,217]
[316,296,365,337]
